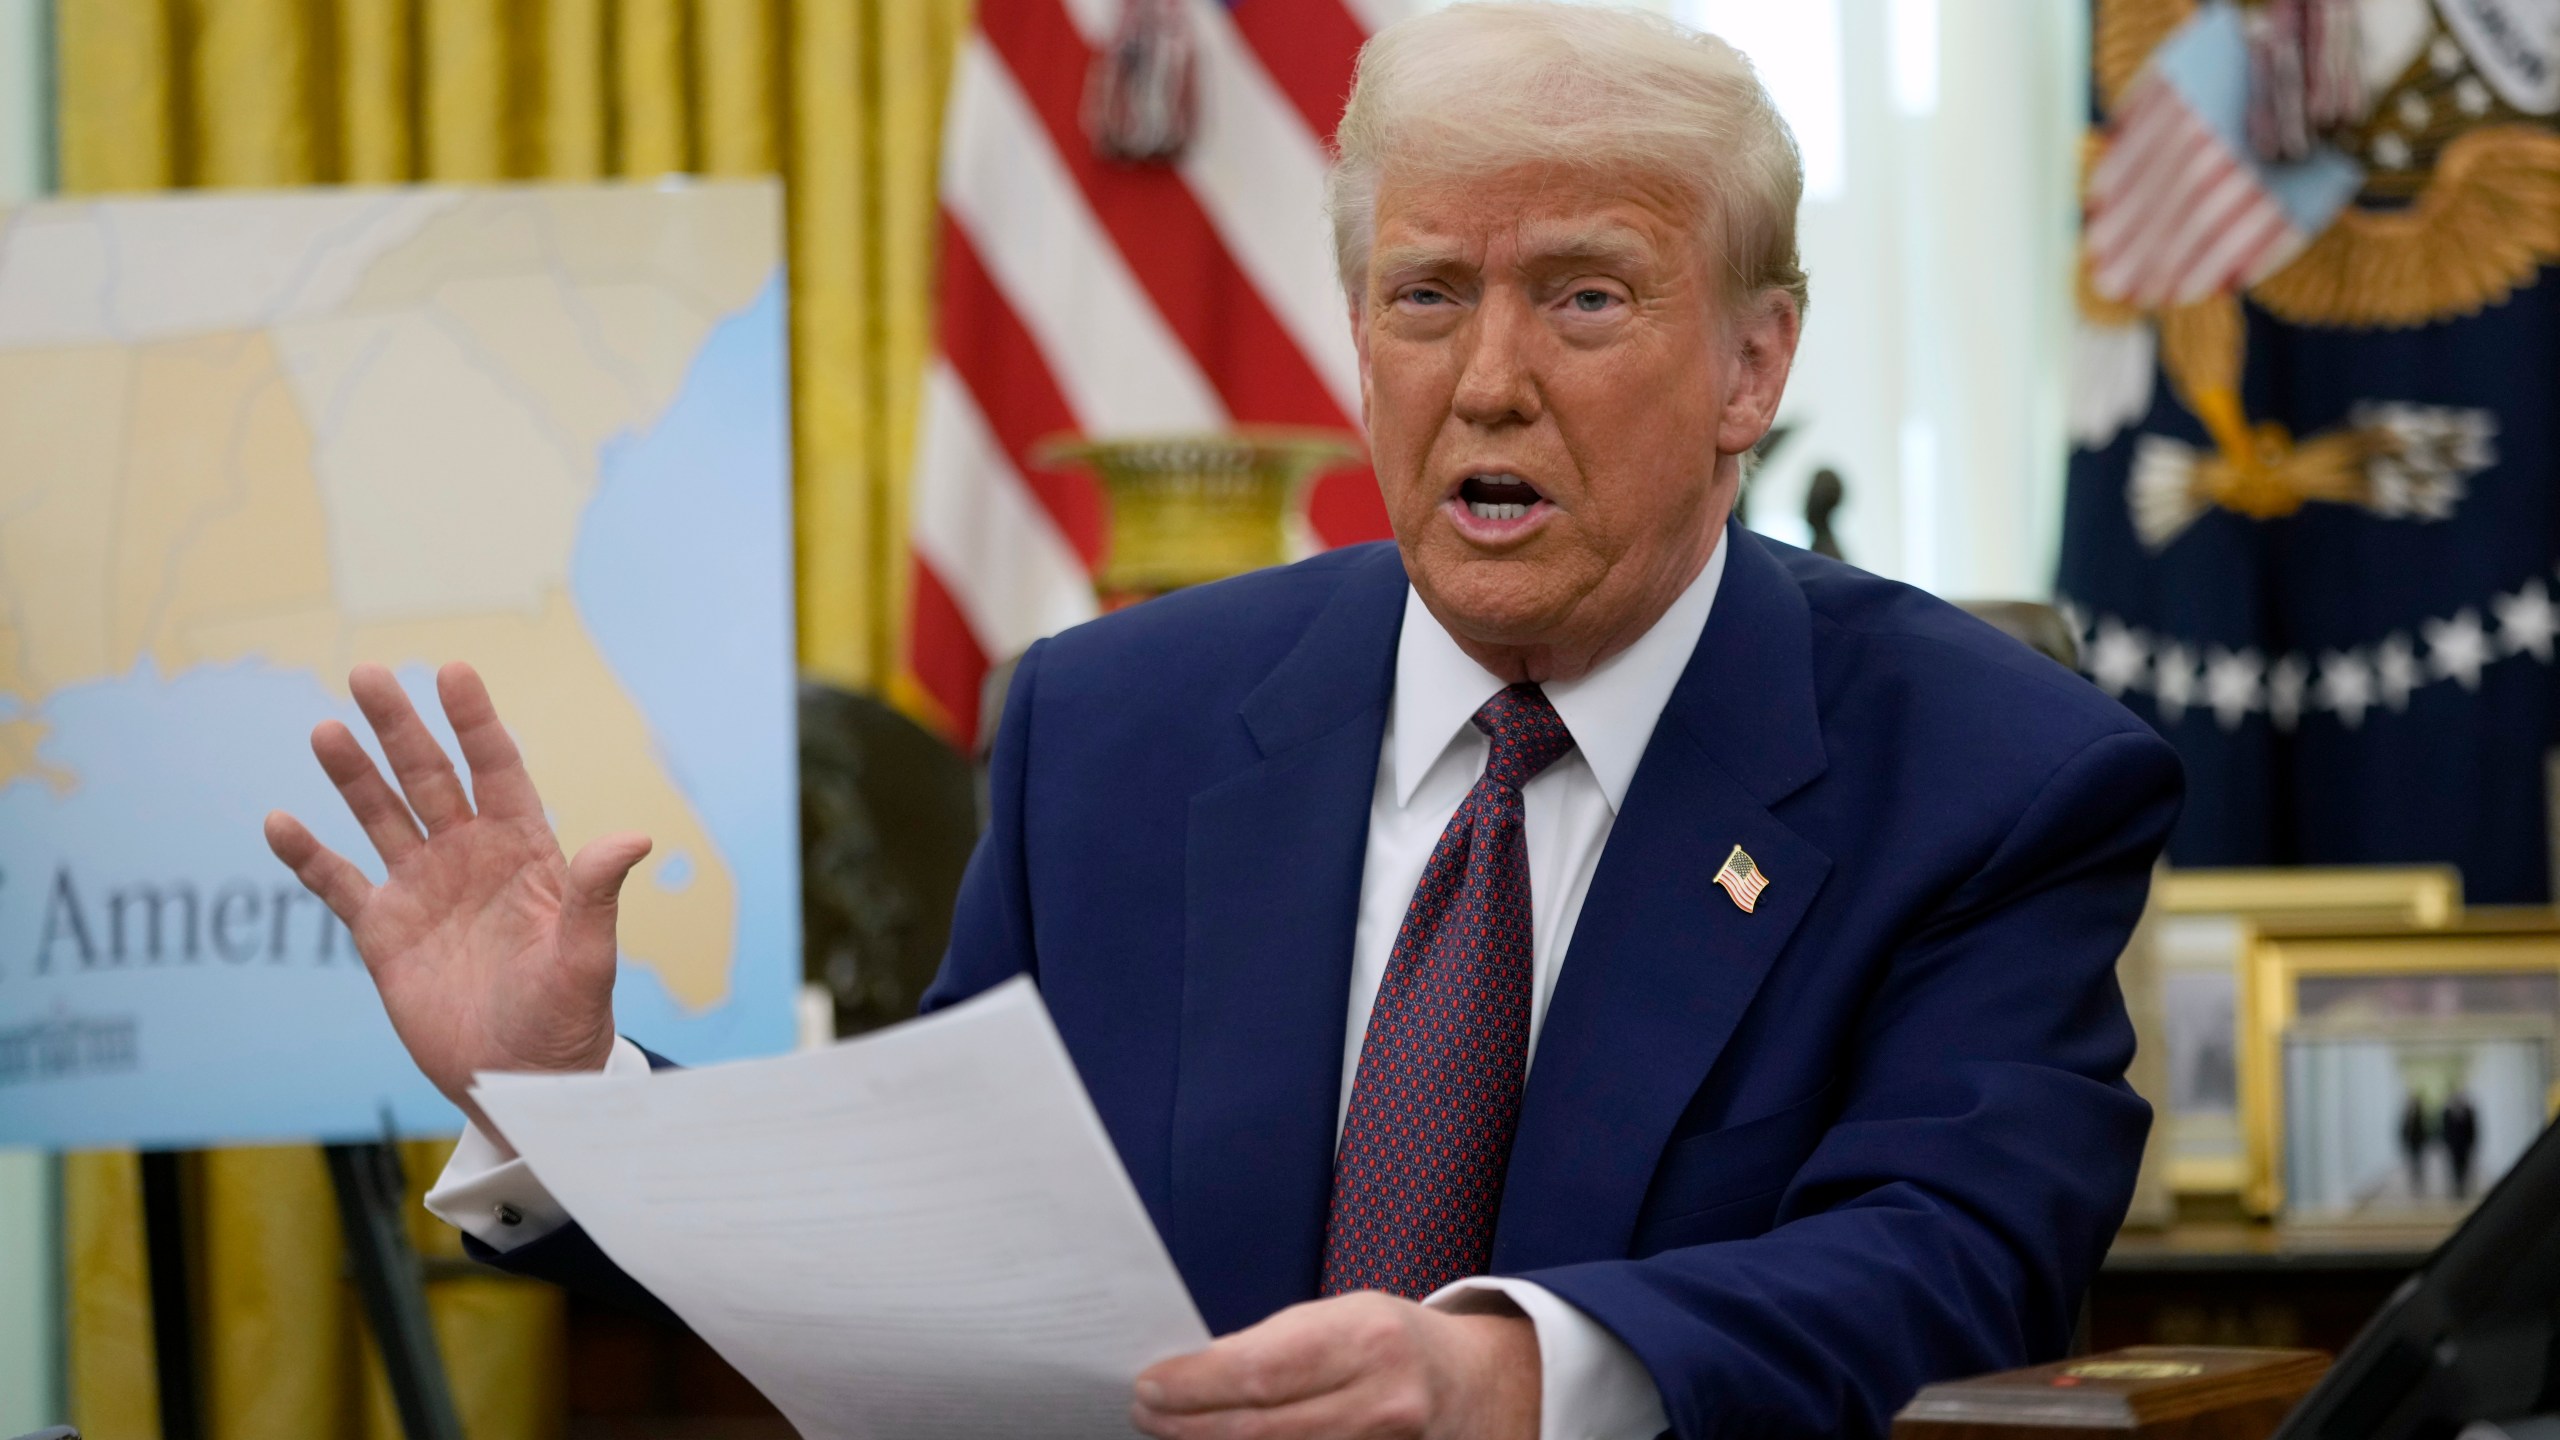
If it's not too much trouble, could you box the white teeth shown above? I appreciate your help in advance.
[1467,501,1530,521]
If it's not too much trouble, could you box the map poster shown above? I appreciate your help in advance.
[0,180,801,1148]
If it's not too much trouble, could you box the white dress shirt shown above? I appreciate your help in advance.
[429,536,1725,1440]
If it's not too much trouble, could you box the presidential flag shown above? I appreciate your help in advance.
[907,0,1395,745]
[2059,0,2560,901]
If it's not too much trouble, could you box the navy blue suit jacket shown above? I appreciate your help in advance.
[486,524,2181,1438]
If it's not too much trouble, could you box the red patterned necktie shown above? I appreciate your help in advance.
[1319,682,1577,1299]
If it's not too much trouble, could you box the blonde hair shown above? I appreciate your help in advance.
[1328,2,1809,316]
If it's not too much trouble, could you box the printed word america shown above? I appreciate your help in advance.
[10,866,356,975]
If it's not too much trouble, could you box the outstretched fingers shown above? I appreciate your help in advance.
[350,663,474,834]
[312,718,425,865]
[438,662,544,821]
[263,811,374,927]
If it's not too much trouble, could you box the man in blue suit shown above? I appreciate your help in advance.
[266,5,2180,1436]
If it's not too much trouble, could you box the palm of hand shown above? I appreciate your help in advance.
[360,811,611,1097]
[265,662,652,1130]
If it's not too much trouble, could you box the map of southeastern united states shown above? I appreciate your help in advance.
[0,188,779,1010]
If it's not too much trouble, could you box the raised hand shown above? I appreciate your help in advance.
[264,662,653,1150]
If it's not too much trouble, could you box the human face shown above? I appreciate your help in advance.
[1355,162,1797,682]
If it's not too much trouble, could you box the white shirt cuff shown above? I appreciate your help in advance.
[423,1036,653,1252]
[1426,1277,1668,1440]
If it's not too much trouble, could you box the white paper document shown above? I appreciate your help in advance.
[472,977,1211,1439]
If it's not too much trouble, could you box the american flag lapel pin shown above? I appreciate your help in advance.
[1714,845,1768,913]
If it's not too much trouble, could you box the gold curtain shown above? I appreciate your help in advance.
[64,1141,565,1440]
[52,0,971,1434]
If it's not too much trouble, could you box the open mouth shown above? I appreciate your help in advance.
[1456,473,1546,522]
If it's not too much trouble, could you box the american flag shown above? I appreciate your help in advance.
[907,0,1396,744]
[2085,3,2359,309]
[1714,845,1769,913]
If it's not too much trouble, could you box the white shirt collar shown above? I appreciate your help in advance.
[1388,532,1729,812]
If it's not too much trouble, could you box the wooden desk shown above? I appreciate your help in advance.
[1895,1347,2330,1440]
[2091,1222,2437,1356]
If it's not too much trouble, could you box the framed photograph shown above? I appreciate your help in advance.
[2282,1016,2554,1225]
[2241,921,2560,1218]
[2145,866,2463,1198]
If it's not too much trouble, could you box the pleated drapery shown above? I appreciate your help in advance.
[52,0,971,1434]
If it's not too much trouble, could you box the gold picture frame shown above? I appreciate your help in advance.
[2157,867,2462,930]
[2239,919,2560,1219]
[2147,866,2463,1198]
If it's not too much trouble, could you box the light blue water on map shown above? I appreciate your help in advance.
[0,274,800,1148]
[574,275,800,1067]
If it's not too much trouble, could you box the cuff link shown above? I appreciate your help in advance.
[494,1202,524,1227]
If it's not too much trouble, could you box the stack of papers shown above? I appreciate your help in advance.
[474,977,1210,1438]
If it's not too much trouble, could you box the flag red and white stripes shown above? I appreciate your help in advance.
[909,0,1395,744]
[2085,73,2302,308]
[1712,845,1769,913]
[2081,3,2363,312]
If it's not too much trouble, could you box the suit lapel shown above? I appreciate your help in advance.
[1169,546,1406,1335]
[1167,530,1837,1308]
[1495,525,1836,1271]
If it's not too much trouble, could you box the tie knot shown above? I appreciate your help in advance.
[1471,683,1575,790]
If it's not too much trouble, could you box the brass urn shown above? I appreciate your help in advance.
[1033,429,1363,600]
